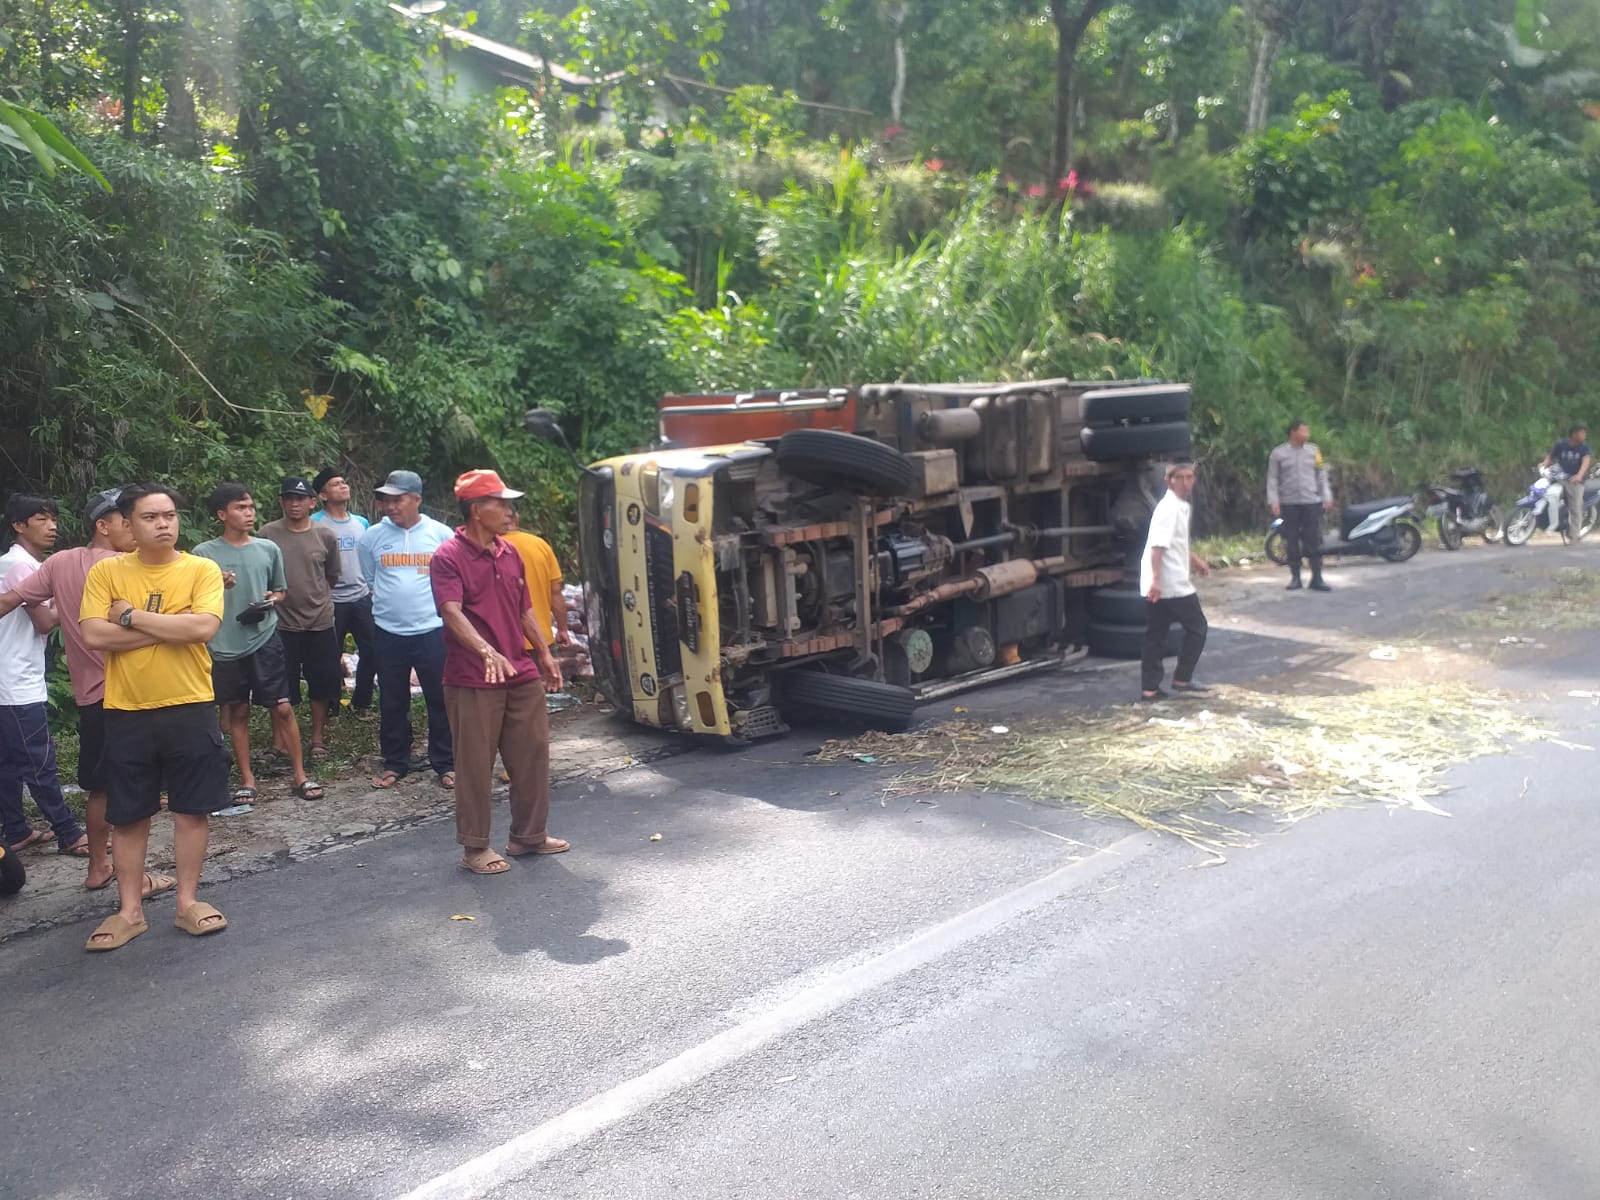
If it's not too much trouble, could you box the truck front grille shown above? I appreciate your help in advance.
[644,523,683,677]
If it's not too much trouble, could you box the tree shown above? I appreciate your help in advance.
[1244,0,1306,132]
[1047,0,1109,183]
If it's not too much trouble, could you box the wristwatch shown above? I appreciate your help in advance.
[118,608,135,628]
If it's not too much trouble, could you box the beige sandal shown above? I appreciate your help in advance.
[85,914,147,952]
[174,901,228,936]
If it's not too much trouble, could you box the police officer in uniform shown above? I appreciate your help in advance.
[1267,420,1334,592]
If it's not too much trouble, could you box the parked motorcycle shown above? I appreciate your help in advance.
[1265,495,1422,565]
[1503,465,1600,546]
[1424,467,1504,550]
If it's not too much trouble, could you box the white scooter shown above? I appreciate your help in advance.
[1503,465,1598,546]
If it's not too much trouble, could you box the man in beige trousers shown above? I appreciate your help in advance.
[428,469,567,875]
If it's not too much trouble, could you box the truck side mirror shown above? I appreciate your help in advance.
[525,408,603,478]
[525,408,562,440]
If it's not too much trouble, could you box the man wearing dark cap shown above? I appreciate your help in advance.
[311,467,377,715]
[0,489,175,895]
[430,470,566,873]
[358,470,455,789]
[260,477,342,761]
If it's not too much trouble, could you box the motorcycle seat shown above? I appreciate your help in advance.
[1341,496,1414,523]
[1340,495,1414,539]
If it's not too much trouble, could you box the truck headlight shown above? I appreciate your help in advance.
[671,687,691,729]
[658,473,675,514]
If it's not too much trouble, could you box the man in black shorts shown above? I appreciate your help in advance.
[80,483,232,951]
[0,487,174,895]
[261,478,342,763]
[195,483,324,805]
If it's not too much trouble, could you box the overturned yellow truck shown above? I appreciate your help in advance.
[528,380,1192,740]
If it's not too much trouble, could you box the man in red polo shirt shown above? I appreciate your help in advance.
[429,470,567,874]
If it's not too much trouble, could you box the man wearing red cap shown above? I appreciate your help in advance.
[429,469,567,874]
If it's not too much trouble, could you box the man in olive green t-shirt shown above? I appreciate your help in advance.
[194,483,322,803]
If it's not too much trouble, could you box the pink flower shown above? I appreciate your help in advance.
[925,158,944,172]
[1059,170,1079,192]
[1026,184,1045,198]
[882,124,905,139]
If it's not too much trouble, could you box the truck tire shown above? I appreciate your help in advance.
[1086,619,1182,660]
[1086,583,1147,625]
[776,429,915,497]
[780,670,917,731]
[1080,421,1191,462]
[1082,389,1191,425]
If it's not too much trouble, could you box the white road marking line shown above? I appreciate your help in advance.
[397,831,1157,1200]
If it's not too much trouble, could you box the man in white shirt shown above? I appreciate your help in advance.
[1139,462,1213,702]
[0,494,88,855]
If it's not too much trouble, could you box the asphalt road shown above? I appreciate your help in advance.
[4,540,1598,1200]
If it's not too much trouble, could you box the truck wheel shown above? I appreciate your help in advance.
[1082,388,1191,425]
[780,670,917,731]
[1086,619,1181,660]
[1080,421,1191,462]
[776,429,915,497]
[1086,583,1146,625]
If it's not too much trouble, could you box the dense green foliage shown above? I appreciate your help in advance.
[5,0,1600,541]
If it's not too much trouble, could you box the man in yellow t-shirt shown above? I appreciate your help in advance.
[504,512,569,649]
[79,483,231,953]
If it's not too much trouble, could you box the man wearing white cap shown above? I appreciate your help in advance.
[358,470,455,789]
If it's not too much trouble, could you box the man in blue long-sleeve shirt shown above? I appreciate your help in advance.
[357,470,455,790]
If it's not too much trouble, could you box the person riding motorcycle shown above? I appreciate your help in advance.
[1539,423,1592,541]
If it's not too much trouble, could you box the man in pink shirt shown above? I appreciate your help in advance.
[429,470,566,875]
[0,489,174,896]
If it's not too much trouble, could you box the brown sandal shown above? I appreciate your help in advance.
[507,837,570,857]
[460,852,509,875]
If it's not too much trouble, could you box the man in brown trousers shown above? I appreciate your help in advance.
[429,470,567,874]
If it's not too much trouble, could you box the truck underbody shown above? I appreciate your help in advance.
[568,379,1193,739]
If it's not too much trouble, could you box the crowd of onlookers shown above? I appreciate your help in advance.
[0,467,577,950]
